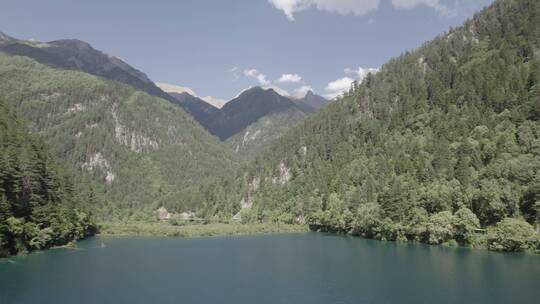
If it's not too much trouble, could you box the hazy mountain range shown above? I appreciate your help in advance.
[0,0,538,256]
[161,85,327,155]
[0,31,327,156]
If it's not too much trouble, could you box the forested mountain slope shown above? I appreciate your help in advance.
[0,100,96,257]
[207,87,311,140]
[295,91,328,110]
[194,0,540,251]
[167,92,220,128]
[160,86,318,157]
[225,108,309,157]
[0,53,238,220]
[0,32,178,105]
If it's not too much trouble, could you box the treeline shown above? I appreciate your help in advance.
[188,0,540,252]
[0,53,239,220]
[0,100,96,257]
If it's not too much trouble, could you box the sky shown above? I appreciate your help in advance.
[0,0,494,100]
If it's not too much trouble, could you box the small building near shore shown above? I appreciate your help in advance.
[157,207,171,221]
[179,211,196,220]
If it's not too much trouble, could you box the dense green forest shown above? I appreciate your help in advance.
[226,107,309,157]
[0,53,239,220]
[187,0,540,252]
[0,100,96,257]
[1,0,538,255]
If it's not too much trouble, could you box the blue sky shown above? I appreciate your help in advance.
[0,0,494,100]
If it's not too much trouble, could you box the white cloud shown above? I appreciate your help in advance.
[314,0,380,16]
[235,85,291,98]
[157,83,228,108]
[241,68,314,98]
[266,85,291,96]
[293,85,313,98]
[156,83,198,96]
[201,96,227,108]
[392,0,450,15]
[344,67,379,80]
[229,66,240,81]
[325,66,379,99]
[269,0,461,20]
[244,69,270,85]
[277,73,302,83]
[269,0,380,20]
[324,77,355,99]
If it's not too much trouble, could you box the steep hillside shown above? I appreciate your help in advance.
[168,92,220,128]
[0,53,238,219]
[195,0,540,251]
[296,91,328,110]
[0,32,178,106]
[0,100,96,257]
[158,83,227,108]
[161,86,320,156]
[207,87,310,140]
[225,109,308,157]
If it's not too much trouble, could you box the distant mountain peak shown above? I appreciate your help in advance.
[0,31,16,45]
[0,31,172,102]
[157,82,227,108]
[243,86,266,94]
[49,39,92,50]
[157,83,198,96]
[296,90,327,110]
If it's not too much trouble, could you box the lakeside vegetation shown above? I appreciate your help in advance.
[98,221,308,238]
[180,0,540,253]
[0,100,96,257]
[1,0,539,257]
[0,52,239,219]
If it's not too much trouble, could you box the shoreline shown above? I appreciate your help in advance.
[97,222,310,238]
[98,222,539,254]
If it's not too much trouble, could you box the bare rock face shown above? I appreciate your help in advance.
[81,152,116,185]
[112,105,159,153]
[273,162,292,185]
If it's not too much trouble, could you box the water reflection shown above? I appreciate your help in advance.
[0,233,538,304]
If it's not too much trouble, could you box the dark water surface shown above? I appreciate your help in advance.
[0,233,538,304]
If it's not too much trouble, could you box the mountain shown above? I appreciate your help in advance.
[163,86,314,156]
[157,83,227,108]
[201,95,227,109]
[207,87,311,140]
[0,100,97,257]
[167,92,220,128]
[0,52,239,219]
[296,91,328,110]
[193,0,540,251]
[0,32,180,107]
[225,106,309,157]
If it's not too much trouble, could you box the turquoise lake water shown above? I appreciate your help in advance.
[0,233,538,304]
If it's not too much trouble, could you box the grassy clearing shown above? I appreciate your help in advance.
[98,221,309,237]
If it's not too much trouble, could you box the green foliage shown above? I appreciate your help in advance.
[0,100,96,257]
[427,211,456,245]
[226,109,309,158]
[351,203,384,238]
[192,0,540,252]
[0,52,239,220]
[487,218,539,252]
[453,207,481,244]
[99,221,308,237]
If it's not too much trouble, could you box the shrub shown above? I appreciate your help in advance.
[427,211,456,244]
[453,207,481,244]
[487,218,539,252]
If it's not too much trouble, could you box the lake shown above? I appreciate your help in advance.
[0,233,538,304]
